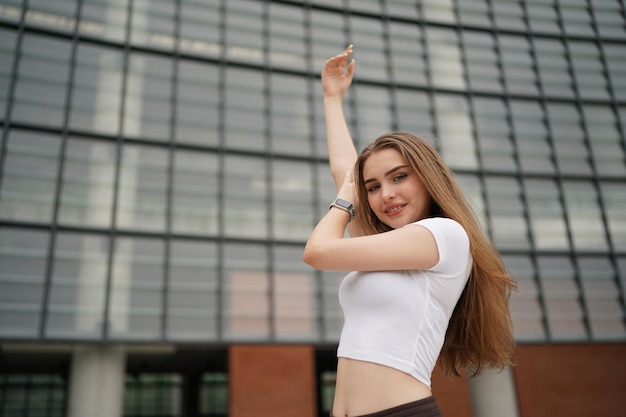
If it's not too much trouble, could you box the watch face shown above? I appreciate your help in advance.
[336,199,352,209]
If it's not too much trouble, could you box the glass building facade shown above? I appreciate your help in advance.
[0,0,625,415]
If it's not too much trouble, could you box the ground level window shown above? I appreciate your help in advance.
[0,374,66,417]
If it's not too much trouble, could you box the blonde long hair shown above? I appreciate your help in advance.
[354,132,517,377]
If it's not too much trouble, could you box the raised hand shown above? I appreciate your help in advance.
[321,44,355,99]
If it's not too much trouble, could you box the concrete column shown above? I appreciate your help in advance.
[67,345,126,417]
[469,366,519,417]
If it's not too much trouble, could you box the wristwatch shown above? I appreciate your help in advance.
[329,198,355,222]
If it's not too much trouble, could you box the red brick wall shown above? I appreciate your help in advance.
[513,343,626,417]
[229,344,317,417]
[431,368,473,417]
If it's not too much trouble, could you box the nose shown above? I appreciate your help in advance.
[382,185,396,201]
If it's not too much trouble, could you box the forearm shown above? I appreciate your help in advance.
[324,95,358,189]
[302,207,351,269]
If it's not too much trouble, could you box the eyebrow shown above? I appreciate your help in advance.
[363,165,410,185]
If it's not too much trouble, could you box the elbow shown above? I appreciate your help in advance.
[302,243,326,270]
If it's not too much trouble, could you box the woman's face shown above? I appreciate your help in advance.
[362,148,431,229]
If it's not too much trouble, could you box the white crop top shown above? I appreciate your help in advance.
[337,217,472,388]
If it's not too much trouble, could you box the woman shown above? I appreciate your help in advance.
[303,45,516,417]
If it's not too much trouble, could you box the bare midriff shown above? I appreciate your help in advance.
[331,357,433,417]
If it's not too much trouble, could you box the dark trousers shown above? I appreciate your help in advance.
[331,396,443,417]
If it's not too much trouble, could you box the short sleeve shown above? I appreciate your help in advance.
[406,217,471,278]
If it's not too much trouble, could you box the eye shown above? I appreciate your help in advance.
[393,173,408,182]
[367,184,380,192]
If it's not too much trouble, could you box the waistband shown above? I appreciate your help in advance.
[334,396,442,417]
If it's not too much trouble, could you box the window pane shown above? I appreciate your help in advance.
[563,180,608,252]
[223,243,269,340]
[47,233,109,338]
[0,130,61,223]
[526,179,568,250]
[172,150,219,236]
[427,27,465,90]
[274,245,317,341]
[224,67,266,152]
[12,34,71,127]
[511,100,554,174]
[463,30,501,93]
[268,3,306,71]
[223,155,267,239]
[175,60,220,146]
[474,97,516,171]
[167,240,219,340]
[70,44,124,136]
[270,73,310,156]
[538,256,587,341]
[579,257,626,340]
[504,255,546,341]
[388,21,426,86]
[546,103,591,176]
[272,160,313,241]
[59,137,116,228]
[499,34,538,96]
[123,52,173,141]
[485,177,529,250]
[349,15,387,81]
[109,236,164,340]
[0,28,17,118]
[0,228,49,338]
[600,182,626,252]
[116,144,168,232]
[435,94,477,169]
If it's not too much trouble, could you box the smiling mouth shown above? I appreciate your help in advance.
[385,204,406,214]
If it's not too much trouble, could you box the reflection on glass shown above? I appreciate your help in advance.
[563,180,607,251]
[426,27,465,90]
[59,138,116,228]
[272,160,314,241]
[434,94,476,169]
[70,44,124,136]
[274,246,316,340]
[124,52,173,141]
[223,243,269,340]
[485,177,529,249]
[12,34,71,127]
[474,97,516,171]
[578,257,626,340]
[167,240,219,340]
[224,67,266,152]
[546,103,591,176]
[526,178,568,250]
[223,155,267,239]
[172,150,219,236]
[175,61,220,146]
[503,255,545,341]
[270,73,310,156]
[109,236,164,339]
[0,228,49,338]
[0,130,60,223]
[47,233,108,338]
[538,255,587,341]
[116,144,168,232]
[511,100,554,174]
[599,182,626,252]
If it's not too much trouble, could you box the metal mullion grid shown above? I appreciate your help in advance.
[415,1,440,153]
[38,0,84,339]
[160,0,182,342]
[0,2,27,213]
[262,1,276,341]
[521,0,593,341]
[378,0,399,131]
[302,1,326,343]
[484,0,551,342]
[342,0,361,150]
[451,1,494,248]
[586,0,626,335]
[558,0,626,335]
[216,0,227,342]
[102,0,135,341]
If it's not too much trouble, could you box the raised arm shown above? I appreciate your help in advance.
[322,45,364,237]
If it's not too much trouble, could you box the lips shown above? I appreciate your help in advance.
[384,203,406,217]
